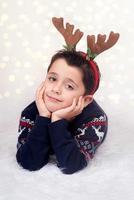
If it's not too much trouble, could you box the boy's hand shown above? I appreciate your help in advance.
[35,82,51,118]
[51,96,85,122]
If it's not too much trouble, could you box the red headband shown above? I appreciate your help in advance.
[80,51,100,95]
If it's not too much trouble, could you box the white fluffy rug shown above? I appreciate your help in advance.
[0,110,133,200]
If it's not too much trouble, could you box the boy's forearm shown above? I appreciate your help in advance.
[16,115,51,171]
[48,119,87,174]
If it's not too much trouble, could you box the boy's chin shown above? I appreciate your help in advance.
[45,101,71,113]
[46,103,70,113]
[46,105,61,113]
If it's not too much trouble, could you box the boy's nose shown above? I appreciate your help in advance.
[52,83,62,94]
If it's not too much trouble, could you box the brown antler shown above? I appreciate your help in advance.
[87,31,120,57]
[52,17,84,50]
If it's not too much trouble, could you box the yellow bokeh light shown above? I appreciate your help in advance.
[3,33,9,39]
[25,47,32,54]
[24,75,30,80]
[17,0,24,6]
[33,1,40,6]
[7,24,17,30]
[15,61,22,68]
[0,63,7,69]
[0,14,9,22]
[15,88,22,94]
[9,75,15,82]
[4,41,12,48]
[1,2,8,8]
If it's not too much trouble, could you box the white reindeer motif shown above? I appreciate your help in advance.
[92,125,104,142]
[17,127,27,149]
[18,127,26,134]
[77,126,88,138]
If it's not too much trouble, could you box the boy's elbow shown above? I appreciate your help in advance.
[16,150,48,171]
[61,160,88,175]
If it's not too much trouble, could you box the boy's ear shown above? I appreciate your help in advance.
[83,95,93,107]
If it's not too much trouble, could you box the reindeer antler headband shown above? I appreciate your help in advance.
[52,17,120,94]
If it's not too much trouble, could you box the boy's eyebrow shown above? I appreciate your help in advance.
[48,72,78,87]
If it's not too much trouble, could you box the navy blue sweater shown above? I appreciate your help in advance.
[16,99,108,174]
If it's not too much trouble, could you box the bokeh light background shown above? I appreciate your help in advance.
[0,1,134,199]
[0,0,134,135]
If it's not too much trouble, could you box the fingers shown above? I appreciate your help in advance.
[36,82,45,102]
[65,96,84,114]
[65,98,77,112]
[75,96,85,113]
[52,96,85,121]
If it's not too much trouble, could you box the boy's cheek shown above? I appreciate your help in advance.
[73,95,80,104]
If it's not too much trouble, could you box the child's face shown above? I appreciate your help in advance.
[43,58,89,112]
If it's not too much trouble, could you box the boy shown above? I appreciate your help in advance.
[16,17,119,174]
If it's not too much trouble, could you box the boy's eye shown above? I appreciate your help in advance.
[47,77,74,90]
[48,77,56,81]
[66,84,74,90]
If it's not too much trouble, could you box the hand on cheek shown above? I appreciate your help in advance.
[35,82,51,118]
[51,96,85,122]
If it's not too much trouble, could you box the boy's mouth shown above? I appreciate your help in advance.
[46,95,62,102]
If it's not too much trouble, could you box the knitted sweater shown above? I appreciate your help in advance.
[16,99,108,174]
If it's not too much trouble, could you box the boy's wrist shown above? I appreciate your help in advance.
[51,114,61,122]
[39,112,51,118]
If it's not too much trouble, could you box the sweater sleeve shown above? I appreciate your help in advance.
[16,111,51,171]
[74,114,108,160]
[48,119,87,174]
[48,114,108,174]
